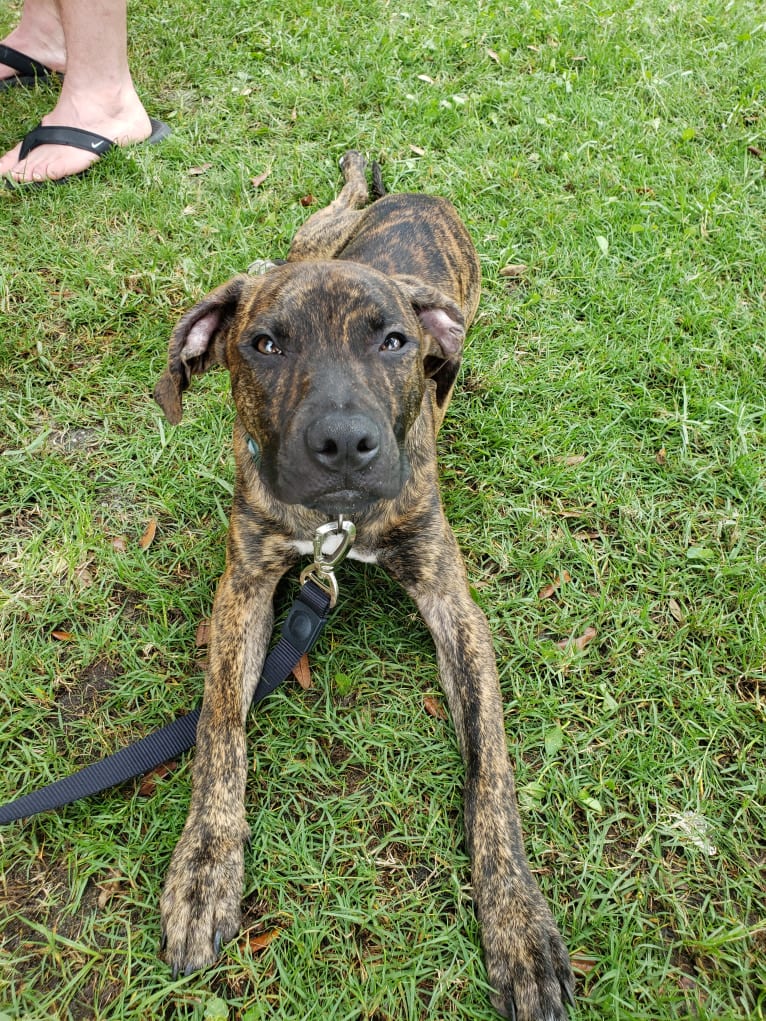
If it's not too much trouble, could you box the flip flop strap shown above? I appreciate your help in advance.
[20,125,114,160]
[0,44,53,78]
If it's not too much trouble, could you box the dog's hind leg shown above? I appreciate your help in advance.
[287,150,371,262]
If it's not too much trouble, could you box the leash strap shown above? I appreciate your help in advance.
[0,579,333,826]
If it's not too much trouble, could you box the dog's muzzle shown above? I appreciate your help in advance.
[271,404,407,515]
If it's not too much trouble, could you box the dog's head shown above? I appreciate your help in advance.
[154,261,465,516]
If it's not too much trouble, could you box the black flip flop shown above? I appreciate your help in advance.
[5,117,171,187]
[0,44,60,90]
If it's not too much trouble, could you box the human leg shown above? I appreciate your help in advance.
[1,0,159,183]
[0,0,66,82]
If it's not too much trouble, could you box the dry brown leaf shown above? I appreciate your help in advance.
[138,517,158,550]
[52,629,75,642]
[423,695,447,720]
[564,454,587,466]
[74,562,94,588]
[300,194,316,207]
[668,598,684,623]
[573,530,600,542]
[195,620,211,647]
[558,626,596,651]
[570,951,598,976]
[251,170,271,188]
[111,536,127,553]
[243,928,280,954]
[138,762,177,797]
[417,74,435,84]
[656,447,667,465]
[187,163,212,176]
[97,874,124,909]
[500,263,528,278]
[486,48,500,63]
[409,144,425,156]
[292,653,312,690]
[747,145,763,159]
[539,571,571,600]
[574,626,597,651]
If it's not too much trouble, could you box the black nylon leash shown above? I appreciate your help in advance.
[0,518,355,827]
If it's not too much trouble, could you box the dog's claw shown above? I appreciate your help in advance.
[563,979,576,1009]
[171,963,180,980]
[213,930,223,956]
[159,930,167,953]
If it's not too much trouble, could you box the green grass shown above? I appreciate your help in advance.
[1,0,765,1017]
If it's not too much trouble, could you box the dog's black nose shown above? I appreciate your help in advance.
[305,412,381,473]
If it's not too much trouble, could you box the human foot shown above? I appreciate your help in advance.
[0,21,66,84]
[0,44,62,88]
[0,93,166,184]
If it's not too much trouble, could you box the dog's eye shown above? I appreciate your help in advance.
[254,335,282,356]
[380,332,407,352]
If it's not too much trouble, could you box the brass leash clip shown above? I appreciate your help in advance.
[299,515,356,607]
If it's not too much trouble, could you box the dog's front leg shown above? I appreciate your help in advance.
[384,519,574,1021]
[160,563,281,976]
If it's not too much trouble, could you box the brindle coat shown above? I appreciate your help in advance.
[154,151,574,1020]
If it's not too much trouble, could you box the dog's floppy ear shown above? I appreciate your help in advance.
[392,274,466,360]
[154,275,248,424]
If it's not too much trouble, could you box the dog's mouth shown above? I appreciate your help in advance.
[302,487,388,517]
[269,465,406,516]
[270,437,411,515]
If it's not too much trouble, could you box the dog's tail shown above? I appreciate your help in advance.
[371,161,386,200]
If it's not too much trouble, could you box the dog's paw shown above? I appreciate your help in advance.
[160,822,249,976]
[339,149,366,176]
[483,889,574,1021]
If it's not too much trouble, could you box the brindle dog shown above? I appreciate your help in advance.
[154,151,574,1020]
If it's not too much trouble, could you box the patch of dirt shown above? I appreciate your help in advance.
[2,854,127,1017]
[3,857,76,945]
[735,674,763,705]
[55,659,120,722]
[328,739,352,767]
[48,428,102,453]
[341,763,370,795]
